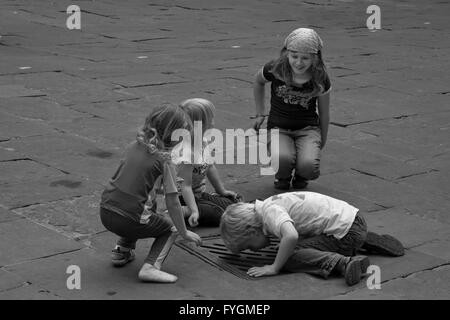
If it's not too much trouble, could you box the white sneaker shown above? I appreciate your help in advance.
[138,263,178,283]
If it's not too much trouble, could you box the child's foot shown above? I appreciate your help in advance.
[339,255,370,286]
[351,255,371,275]
[291,176,308,189]
[274,179,290,190]
[363,232,405,257]
[111,246,135,267]
[138,263,178,283]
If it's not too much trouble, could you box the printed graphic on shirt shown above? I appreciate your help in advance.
[275,84,317,109]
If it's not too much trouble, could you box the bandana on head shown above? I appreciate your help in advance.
[284,28,323,54]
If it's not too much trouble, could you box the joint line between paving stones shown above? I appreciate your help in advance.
[332,262,450,298]
[381,262,450,285]
[395,169,438,180]
[10,194,86,211]
[350,168,390,182]
[331,113,420,128]
[0,281,32,294]
[2,248,85,269]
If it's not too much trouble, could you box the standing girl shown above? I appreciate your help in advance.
[177,98,242,227]
[100,104,201,283]
[252,28,331,190]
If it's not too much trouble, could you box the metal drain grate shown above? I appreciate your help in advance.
[176,235,279,280]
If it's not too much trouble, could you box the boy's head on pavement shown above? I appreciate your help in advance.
[220,203,270,253]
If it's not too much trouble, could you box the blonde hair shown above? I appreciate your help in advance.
[220,203,262,253]
[179,98,215,133]
[136,104,192,155]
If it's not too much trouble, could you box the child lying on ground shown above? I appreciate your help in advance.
[220,191,404,286]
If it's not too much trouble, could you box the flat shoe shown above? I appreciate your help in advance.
[363,232,405,257]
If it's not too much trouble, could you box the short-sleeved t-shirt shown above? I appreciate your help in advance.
[262,61,331,130]
[254,191,358,240]
[100,141,178,223]
[174,138,211,195]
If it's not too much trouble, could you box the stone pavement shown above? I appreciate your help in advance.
[0,0,449,300]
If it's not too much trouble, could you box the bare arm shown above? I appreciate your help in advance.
[165,192,201,245]
[247,221,298,277]
[317,92,330,149]
[253,69,268,130]
[178,163,200,227]
[207,165,240,200]
[206,165,226,195]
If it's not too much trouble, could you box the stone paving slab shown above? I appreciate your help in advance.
[0,175,100,210]
[321,141,434,180]
[0,159,65,185]
[3,247,198,300]
[332,265,450,300]
[0,283,66,300]
[406,151,450,172]
[362,209,450,249]
[348,135,447,163]
[0,146,26,162]
[412,240,450,262]
[0,85,45,98]
[0,110,59,141]
[0,72,128,105]
[0,97,89,123]
[398,170,450,201]
[0,207,23,224]
[1,133,122,183]
[353,111,450,149]
[0,268,25,292]
[331,87,442,126]
[0,218,83,267]
[317,171,450,223]
[13,192,105,240]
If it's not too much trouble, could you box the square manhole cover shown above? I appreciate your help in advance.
[176,235,279,280]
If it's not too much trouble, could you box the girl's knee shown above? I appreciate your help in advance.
[296,160,320,180]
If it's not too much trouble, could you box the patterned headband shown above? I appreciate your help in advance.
[284,28,323,54]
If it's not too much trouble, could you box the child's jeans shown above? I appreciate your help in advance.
[269,126,321,181]
[283,213,368,278]
[100,207,176,267]
[180,192,236,227]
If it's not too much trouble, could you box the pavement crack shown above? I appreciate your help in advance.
[214,65,248,70]
[119,80,189,88]
[302,1,333,6]
[395,169,437,180]
[381,262,450,285]
[28,248,84,262]
[220,77,253,84]
[0,281,32,293]
[273,19,298,23]
[407,239,443,250]
[350,168,389,182]
[332,113,420,127]
[0,157,31,163]
[131,37,176,43]
[175,5,233,11]
[335,73,361,78]
[10,194,86,211]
